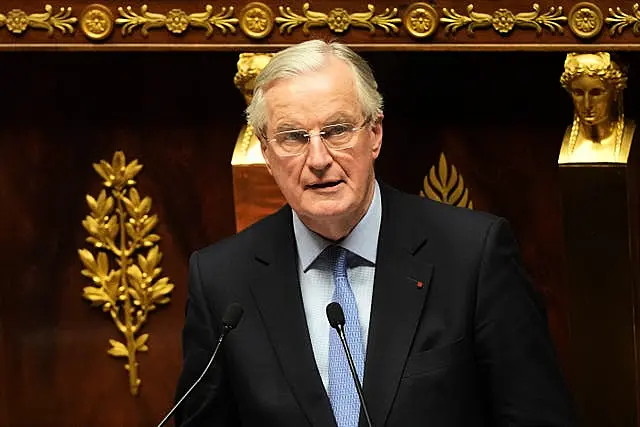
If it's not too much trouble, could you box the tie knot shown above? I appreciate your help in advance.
[324,245,348,276]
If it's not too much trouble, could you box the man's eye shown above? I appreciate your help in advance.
[283,131,307,142]
[324,125,350,138]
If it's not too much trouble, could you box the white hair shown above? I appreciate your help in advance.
[246,40,384,138]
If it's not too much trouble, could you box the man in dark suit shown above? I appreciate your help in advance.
[174,40,574,426]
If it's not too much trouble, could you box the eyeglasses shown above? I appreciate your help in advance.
[267,121,369,157]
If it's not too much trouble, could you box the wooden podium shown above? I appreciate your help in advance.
[560,142,640,425]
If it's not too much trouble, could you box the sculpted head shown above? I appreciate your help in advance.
[560,52,627,126]
[245,40,384,240]
[234,53,275,106]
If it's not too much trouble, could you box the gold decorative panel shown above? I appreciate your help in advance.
[0,4,76,35]
[276,3,401,35]
[78,151,174,396]
[404,2,439,38]
[420,153,474,209]
[239,2,275,39]
[568,2,603,38]
[441,3,566,35]
[116,4,238,37]
[80,3,113,41]
[607,4,640,35]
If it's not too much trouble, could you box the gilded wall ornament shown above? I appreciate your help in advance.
[441,3,566,35]
[239,2,274,39]
[559,53,634,164]
[420,153,473,209]
[232,53,275,165]
[568,2,603,38]
[276,3,401,35]
[79,151,174,396]
[607,4,640,36]
[404,2,439,38]
[116,4,238,37]
[0,4,76,35]
[80,4,114,41]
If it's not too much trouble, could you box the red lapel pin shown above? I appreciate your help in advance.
[416,280,423,289]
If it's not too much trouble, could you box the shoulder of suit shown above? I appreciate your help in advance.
[193,204,291,262]
[381,182,501,230]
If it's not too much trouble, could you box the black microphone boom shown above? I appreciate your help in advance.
[156,303,244,427]
[326,302,373,427]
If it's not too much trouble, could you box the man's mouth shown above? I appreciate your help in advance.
[307,180,343,189]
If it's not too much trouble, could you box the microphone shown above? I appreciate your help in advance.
[326,302,373,427]
[156,303,244,427]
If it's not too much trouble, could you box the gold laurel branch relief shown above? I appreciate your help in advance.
[0,4,77,36]
[79,151,174,396]
[420,153,474,209]
[116,4,238,37]
[441,3,566,35]
[606,4,640,36]
[276,2,401,35]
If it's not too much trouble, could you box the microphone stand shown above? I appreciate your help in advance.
[335,323,373,427]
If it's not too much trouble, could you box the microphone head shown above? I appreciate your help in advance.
[222,303,244,330]
[326,302,345,329]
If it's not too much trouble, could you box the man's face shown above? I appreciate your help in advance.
[570,75,614,126]
[261,57,383,232]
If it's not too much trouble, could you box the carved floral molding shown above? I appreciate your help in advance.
[5,1,640,45]
[441,3,566,35]
[116,5,238,37]
[276,3,402,35]
[0,4,76,35]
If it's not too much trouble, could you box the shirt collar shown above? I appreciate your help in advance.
[293,180,381,271]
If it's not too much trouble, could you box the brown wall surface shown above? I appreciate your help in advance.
[0,49,623,426]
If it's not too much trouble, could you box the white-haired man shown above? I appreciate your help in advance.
[175,40,574,427]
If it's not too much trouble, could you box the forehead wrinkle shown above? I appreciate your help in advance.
[263,60,361,133]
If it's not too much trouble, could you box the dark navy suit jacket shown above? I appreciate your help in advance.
[174,183,574,426]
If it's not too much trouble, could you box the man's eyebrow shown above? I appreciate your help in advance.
[274,123,304,133]
[323,114,358,125]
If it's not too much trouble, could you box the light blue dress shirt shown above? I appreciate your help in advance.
[292,181,382,391]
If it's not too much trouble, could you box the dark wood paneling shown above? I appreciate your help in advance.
[0,49,619,425]
[0,51,244,427]
[560,165,639,427]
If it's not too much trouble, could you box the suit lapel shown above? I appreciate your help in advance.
[362,185,433,427]
[248,207,336,427]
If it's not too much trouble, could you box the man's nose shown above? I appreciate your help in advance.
[306,134,332,171]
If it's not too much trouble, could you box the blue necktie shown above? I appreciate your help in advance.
[327,246,365,427]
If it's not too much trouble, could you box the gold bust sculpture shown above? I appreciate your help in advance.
[559,52,635,164]
[231,52,274,166]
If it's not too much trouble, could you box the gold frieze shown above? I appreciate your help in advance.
[0,4,76,35]
[80,4,114,41]
[421,153,474,209]
[78,151,174,395]
[239,2,274,39]
[276,3,401,35]
[441,3,566,35]
[404,2,439,38]
[116,4,238,37]
[559,53,635,164]
[568,2,603,39]
[607,4,640,36]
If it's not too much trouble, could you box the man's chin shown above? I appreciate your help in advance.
[298,202,351,221]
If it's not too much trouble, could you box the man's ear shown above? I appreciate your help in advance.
[371,114,383,160]
[260,138,273,175]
